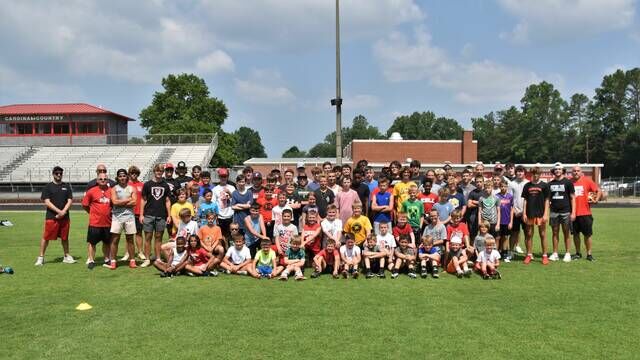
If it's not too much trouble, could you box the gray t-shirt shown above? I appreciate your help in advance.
[474,234,488,253]
[423,223,447,241]
[112,184,134,221]
[479,193,499,224]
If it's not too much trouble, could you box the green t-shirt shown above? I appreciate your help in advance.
[365,244,380,253]
[286,247,305,260]
[255,249,276,267]
[402,199,424,229]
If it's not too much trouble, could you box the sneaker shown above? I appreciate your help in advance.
[137,252,147,261]
[542,255,549,265]
[483,273,490,280]
[87,261,95,270]
[466,260,474,267]
[237,270,248,276]
[431,268,439,279]
[504,255,511,263]
[563,253,572,263]
[352,271,359,279]
[421,271,428,279]
[160,271,170,278]
[456,271,463,278]
[391,272,399,279]
[586,254,595,261]
[523,255,532,265]
[464,269,472,278]
[515,246,524,254]
[129,260,137,269]
[408,272,417,279]
[62,255,77,264]
[34,256,44,266]
[494,270,502,279]
[365,271,374,279]
[120,253,130,261]
[295,275,306,281]
[279,275,288,281]
[332,273,340,279]
[311,271,320,278]
[140,259,151,268]
[209,270,219,277]
[378,270,386,278]
[342,270,348,279]
[102,263,111,268]
[549,253,559,261]
[110,261,117,270]
[572,253,582,260]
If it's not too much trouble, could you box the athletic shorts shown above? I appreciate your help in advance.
[143,215,167,233]
[87,226,111,245]
[321,263,337,274]
[256,265,273,276]
[549,212,571,226]
[525,217,544,226]
[512,215,524,232]
[217,217,232,236]
[488,223,498,238]
[43,218,70,241]
[499,224,511,237]
[572,215,593,237]
[134,215,143,233]
[110,217,136,235]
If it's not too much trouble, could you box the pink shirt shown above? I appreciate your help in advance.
[335,189,360,225]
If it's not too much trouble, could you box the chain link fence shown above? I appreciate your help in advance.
[600,177,640,198]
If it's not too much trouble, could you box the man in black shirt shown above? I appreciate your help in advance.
[521,167,550,265]
[174,161,193,190]
[163,162,179,203]
[466,174,485,239]
[36,166,76,266]
[314,174,335,218]
[139,163,171,266]
[85,164,117,191]
[351,169,370,216]
[547,163,575,262]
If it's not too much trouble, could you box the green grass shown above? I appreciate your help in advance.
[0,209,639,359]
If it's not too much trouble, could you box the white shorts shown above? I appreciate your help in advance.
[110,218,137,235]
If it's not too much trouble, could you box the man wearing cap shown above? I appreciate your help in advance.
[163,163,179,202]
[570,165,602,261]
[174,161,193,191]
[85,164,116,191]
[250,172,264,200]
[548,163,575,262]
[296,162,306,180]
[35,166,76,266]
[213,168,236,239]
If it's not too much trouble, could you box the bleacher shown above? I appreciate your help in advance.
[0,144,214,184]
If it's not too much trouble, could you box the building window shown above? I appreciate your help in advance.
[76,122,101,134]
[36,123,52,134]
[53,123,70,134]
[16,123,33,135]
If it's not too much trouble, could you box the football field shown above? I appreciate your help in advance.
[0,208,638,359]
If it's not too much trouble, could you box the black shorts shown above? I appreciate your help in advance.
[499,224,511,237]
[512,215,524,232]
[488,223,498,238]
[322,263,336,274]
[572,215,593,237]
[218,217,232,236]
[87,226,112,245]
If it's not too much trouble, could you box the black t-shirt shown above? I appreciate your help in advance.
[174,175,193,190]
[85,178,116,191]
[41,182,73,220]
[351,182,370,211]
[314,188,335,218]
[142,179,171,217]
[466,188,483,222]
[163,176,179,203]
[548,178,574,213]
[522,181,550,218]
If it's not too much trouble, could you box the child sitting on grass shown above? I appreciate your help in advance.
[376,221,396,271]
[418,235,440,279]
[311,239,340,279]
[153,236,188,277]
[340,234,361,279]
[393,212,415,247]
[254,239,282,279]
[280,236,306,281]
[185,234,218,277]
[197,211,225,262]
[446,236,471,278]
[392,234,417,279]
[162,209,198,258]
[477,237,501,279]
[221,235,258,277]
[363,235,387,278]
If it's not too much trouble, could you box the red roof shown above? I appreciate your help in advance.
[0,103,134,121]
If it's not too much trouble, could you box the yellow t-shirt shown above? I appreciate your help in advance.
[392,181,417,212]
[170,202,195,232]
[343,215,372,245]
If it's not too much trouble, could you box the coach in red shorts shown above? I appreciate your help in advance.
[570,166,602,261]
[35,166,77,266]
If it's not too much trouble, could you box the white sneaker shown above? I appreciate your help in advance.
[140,259,151,268]
[549,253,559,261]
[120,253,130,261]
[137,252,147,261]
[563,253,572,262]
[86,258,94,265]
[63,255,77,264]
[237,270,248,276]
[515,246,524,254]
[504,257,511,263]
[34,256,44,266]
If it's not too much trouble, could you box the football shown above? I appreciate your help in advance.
[588,192,598,203]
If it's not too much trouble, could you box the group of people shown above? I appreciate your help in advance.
[35,158,601,280]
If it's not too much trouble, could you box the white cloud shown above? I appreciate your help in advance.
[498,0,636,44]
[374,27,542,104]
[235,69,296,105]
[195,50,235,74]
[0,65,83,100]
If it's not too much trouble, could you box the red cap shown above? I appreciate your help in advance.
[164,163,174,169]
[217,168,229,176]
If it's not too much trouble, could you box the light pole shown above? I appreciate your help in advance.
[331,0,343,165]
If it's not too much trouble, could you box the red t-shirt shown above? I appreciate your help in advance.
[128,180,144,215]
[572,176,598,216]
[82,186,112,227]
[393,223,413,240]
[189,247,210,266]
[446,222,469,243]
[256,196,278,223]
[317,248,339,265]
[303,222,322,254]
[417,192,439,213]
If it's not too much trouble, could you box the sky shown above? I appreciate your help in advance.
[1,0,638,157]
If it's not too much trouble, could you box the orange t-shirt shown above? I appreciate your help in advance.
[198,225,223,251]
[572,176,598,216]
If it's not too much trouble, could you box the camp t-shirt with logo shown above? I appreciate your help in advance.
[521,181,550,218]
[142,179,171,218]
[548,178,574,213]
[41,182,73,220]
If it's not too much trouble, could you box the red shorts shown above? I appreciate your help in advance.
[43,218,70,241]
[271,245,287,266]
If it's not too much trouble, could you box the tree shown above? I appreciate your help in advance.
[307,142,335,157]
[386,111,463,140]
[282,146,307,158]
[128,136,145,144]
[234,126,266,162]
[210,132,239,168]
[305,115,384,158]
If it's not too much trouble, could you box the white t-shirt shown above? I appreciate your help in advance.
[213,184,236,219]
[340,245,361,261]
[171,248,187,266]
[175,220,198,239]
[225,245,251,265]
[272,204,293,227]
[509,178,528,215]
[477,249,501,264]
[376,232,396,249]
[321,218,343,241]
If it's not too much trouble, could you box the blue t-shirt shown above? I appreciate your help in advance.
[197,201,219,226]
[419,245,438,255]
[432,202,454,222]
[447,192,466,210]
[231,189,253,230]
[497,192,513,225]
[373,190,392,223]
[366,180,379,196]
[307,181,320,192]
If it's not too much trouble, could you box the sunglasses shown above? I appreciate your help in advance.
[97,169,107,173]
[230,228,240,231]
[53,172,63,176]
[98,178,108,181]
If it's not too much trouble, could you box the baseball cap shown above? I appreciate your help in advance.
[553,162,564,170]
[116,168,128,177]
[217,168,229,177]
[176,161,187,170]
[450,236,462,245]
[164,163,174,169]
[443,163,452,170]
[52,166,64,173]
[296,161,305,169]
[494,162,504,170]
[252,171,262,179]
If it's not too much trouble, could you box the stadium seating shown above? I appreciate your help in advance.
[0,144,213,183]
